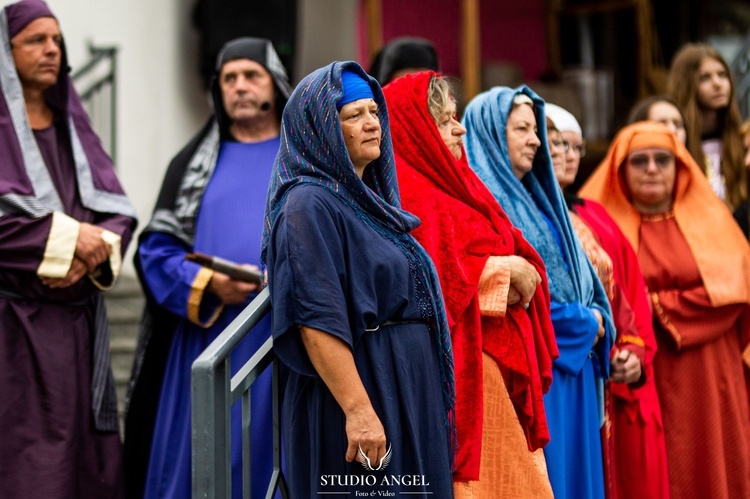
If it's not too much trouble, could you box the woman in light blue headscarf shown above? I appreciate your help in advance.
[462,85,614,499]
[261,62,454,497]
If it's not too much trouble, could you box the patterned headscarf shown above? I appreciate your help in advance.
[261,61,455,438]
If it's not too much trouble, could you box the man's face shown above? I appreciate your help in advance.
[11,17,62,92]
[219,59,276,122]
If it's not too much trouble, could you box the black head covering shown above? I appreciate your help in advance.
[369,37,439,85]
[210,37,292,139]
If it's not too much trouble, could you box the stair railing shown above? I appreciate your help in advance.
[71,43,118,164]
[191,287,288,498]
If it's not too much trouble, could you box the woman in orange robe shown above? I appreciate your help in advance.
[581,121,750,499]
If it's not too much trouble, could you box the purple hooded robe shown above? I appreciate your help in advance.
[0,1,137,497]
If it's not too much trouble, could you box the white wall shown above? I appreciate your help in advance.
[295,0,358,79]
[1,0,359,275]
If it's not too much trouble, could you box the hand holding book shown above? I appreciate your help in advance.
[185,252,263,285]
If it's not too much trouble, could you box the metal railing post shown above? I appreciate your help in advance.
[192,349,232,498]
[191,288,287,498]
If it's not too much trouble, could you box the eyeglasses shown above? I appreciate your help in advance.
[562,140,587,157]
[549,139,569,152]
[626,152,675,170]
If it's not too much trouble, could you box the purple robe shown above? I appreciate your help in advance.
[0,118,134,498]
[0,2,137,497]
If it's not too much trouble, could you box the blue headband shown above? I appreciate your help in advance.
[337,70,374,109]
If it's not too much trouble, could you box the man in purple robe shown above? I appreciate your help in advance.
[124,38,291,498]
[0,1,137,497]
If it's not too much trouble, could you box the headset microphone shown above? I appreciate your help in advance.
[260,101,272,111]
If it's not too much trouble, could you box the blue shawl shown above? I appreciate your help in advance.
[462,85,613,336]
[463,84,614,424]
[261,61,455,438]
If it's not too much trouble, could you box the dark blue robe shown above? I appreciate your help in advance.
[266,184,453,497]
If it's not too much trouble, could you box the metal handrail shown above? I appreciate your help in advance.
[71,43,118,164]
[191,287,288,499]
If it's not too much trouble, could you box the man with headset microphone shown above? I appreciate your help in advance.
[124,37,292,499]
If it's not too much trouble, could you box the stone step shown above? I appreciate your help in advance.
[111,340,135,381]
[106,296,145,324]
[103,275,144,433]
[107,274,144,298]
[109,321,140,343]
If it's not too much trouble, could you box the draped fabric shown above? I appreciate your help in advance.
[0,1,135,220]
[579,121,750,309]
[453,354,553,498]
[571,201,670,499]
[0,2,135,496]
[462,84,613,499]
[639,216,750,499]
[261,60,455,442]
[462,86,611,320]
[0,0,136,434]
[141,38,291,248]
[134,140,279,499]
[382,72,557,480]
[126,38,291,498]
[461,85,613,346]
[580,121,750,498]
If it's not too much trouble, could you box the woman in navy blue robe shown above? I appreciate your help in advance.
[262,63,455,497]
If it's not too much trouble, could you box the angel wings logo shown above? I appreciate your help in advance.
[356,443,393,471]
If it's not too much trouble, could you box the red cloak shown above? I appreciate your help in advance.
[383,72,558,480]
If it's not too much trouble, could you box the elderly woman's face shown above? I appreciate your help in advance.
[623,147,676,214]
[339,98,382,177]
[435,98,466,161]
[648,102,687,145]
[506,104,541,179]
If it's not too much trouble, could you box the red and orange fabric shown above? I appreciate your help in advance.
[572,200,669,499]
[581,121,750,499]
[383,71,558,481]
[580,122,750,308]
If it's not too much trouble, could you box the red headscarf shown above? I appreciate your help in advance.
[383,72,558,480]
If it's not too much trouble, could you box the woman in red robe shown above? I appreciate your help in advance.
[383,71,559,497]
[581,121,750,499]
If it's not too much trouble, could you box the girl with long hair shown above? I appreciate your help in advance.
[667,43,747,214]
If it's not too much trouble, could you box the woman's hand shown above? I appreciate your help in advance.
[591,309,606,347]
[345,404,387,467]
[507,287,522,306]
[507,255,541,306]
[300,326,387,465]
[610,349,642,384]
